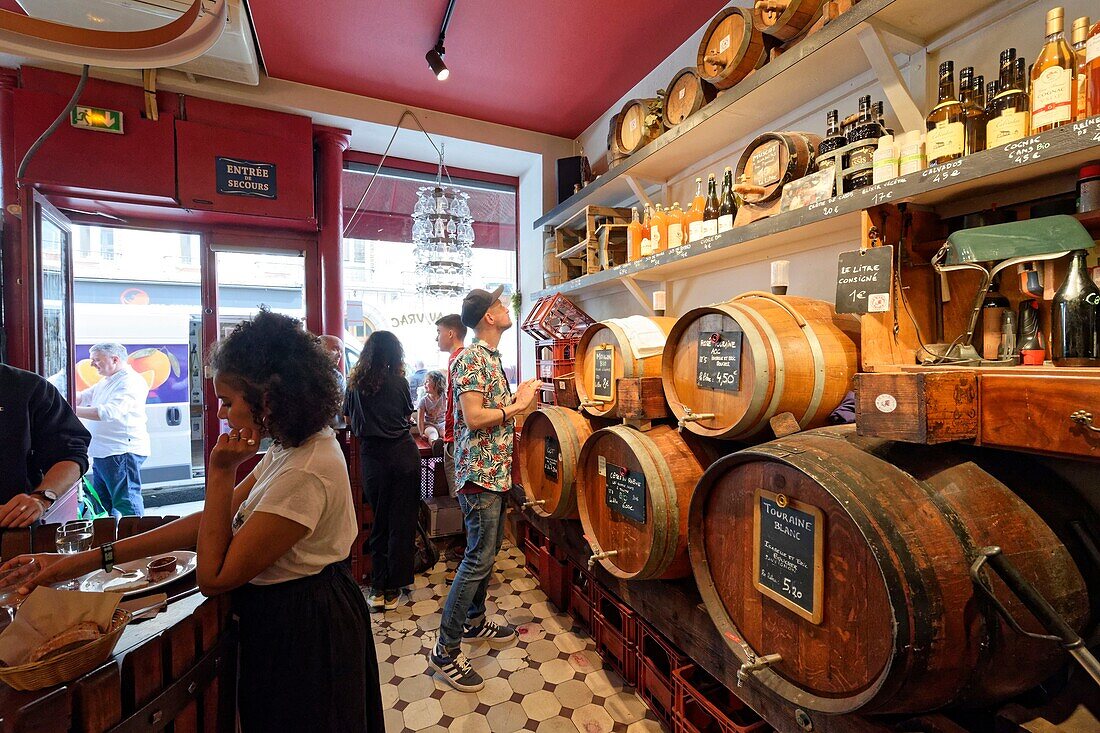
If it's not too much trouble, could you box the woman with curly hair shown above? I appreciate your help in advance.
[2,310,384,733]
[343,330,420,612]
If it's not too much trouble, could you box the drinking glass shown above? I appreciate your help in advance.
[0,558,38,622]
[55,520,93,590]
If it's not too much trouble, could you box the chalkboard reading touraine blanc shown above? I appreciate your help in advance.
[605,462,646,524]
[593,347,614,401]
[696,330,743,392]
[835,245,893,315]
[754,490,823,624]
[543,437,560,481]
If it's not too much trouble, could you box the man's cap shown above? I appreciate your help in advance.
[461,285,504,328]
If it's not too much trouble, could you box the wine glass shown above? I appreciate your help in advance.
[55,520,93,590]
[0,558,38,622]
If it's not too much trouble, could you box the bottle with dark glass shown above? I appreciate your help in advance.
[925,61,965,165]
[871,101,890,136]
[816,110,846,172]
[718,166,737,233]
[987,48,1030,148]
[1017,57,1030,94]
[973,74,986,110]
[701,173,720,237]
[1017,299,1045,365]
[959,66,986,155]
[986,79,1000,115]
[845,95,878,190]
[1052,250,1100,366]
[979,273,1010,359]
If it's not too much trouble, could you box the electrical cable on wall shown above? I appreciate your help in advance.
[16,64,90,183]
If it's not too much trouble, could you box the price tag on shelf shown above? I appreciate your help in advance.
[835,246,893,314]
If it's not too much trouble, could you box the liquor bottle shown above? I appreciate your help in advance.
[986,79,1000,115]
[925,61,966,165]
[701,174,720,237]
[1088,19,1100,117]
[987,49,1031,148]
[627,207,644,261]
[1016,57,1029,94]
[816,110,846,172]
[1030,7,1077,133]
[872,101,891,136]
[718,167,737,233]
[1072,16,1090,121]
[1017,299,1045,365]
[979,274,1011,360]
[1052,250,1100,366]
[974,74,986,111]
[846,95,878,190]
[667,203,685,248]
[648,204,668,254]
[959,66,986,155]
[686,177,705,243]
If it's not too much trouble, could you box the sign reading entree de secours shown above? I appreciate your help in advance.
[216,157,277,199]
[696,330,743,392]
[753,489,824,624]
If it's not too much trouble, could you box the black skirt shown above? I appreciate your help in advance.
[232,563,385,733]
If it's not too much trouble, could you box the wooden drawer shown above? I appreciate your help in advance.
[979,374,1100,460]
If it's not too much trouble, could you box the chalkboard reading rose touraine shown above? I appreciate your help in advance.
[605,462,646,524]
[753,489,824,624]
[696,330,743,392]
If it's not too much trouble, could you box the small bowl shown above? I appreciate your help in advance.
[146,556,177,583]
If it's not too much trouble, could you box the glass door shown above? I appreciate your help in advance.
[32,193,74,399]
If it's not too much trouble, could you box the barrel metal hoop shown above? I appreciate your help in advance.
[542,408,575,519]
[796,320,827,428]
[606,425,677,580]
[713,304,771,437]
[727,302,785,438]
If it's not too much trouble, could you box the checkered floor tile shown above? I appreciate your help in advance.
[369,541,667,733]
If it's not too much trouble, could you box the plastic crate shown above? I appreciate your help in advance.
[517,520,546,572]
[673,664,770,733]
[536,337,581,362]
[637,620,689,727]
[533,541,570,612]
[567,559,595,631]
[538,359,576,380]
[593,585,637,686]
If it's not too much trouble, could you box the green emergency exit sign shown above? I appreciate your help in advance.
[70,105,123,134]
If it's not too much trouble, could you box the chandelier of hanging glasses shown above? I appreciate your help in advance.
[412,183,474,297]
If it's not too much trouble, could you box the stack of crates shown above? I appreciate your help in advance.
[521,293,595,407]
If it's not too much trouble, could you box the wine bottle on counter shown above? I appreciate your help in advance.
[1052,250,1100,367]
[701,173,720,237]
[686,177,705,243]
[1071,16,1090,121]
[1030,6,1076,133]
[926,61,966,165]
[988,49,1030,148]
[846,95,878,190]
[959,66,986,155]
[718,167,737,234]
[816,110,846,172]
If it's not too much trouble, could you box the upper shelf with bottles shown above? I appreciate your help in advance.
[534,0,1088,231]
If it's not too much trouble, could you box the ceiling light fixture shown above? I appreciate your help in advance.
[426,0,457,81]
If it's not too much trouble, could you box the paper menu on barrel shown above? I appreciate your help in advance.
[753,489,824,624]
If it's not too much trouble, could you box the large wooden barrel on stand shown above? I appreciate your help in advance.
[697,7,767,90]
[662,293,859,440]
[688,426,1089,714]
[735,132,822,205]
[576,316,676,418]
[518,407,594,519]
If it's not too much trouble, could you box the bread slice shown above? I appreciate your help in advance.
[28,621,103,663]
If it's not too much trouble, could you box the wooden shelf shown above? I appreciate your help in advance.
[535,0,1031,232]
[534,118,1100,300]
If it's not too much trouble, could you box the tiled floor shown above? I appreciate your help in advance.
[371,541,666,733]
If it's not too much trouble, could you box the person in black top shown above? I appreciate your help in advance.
[344,331,420,612]
[0,364,91,526]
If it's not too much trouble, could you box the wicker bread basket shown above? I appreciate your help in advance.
[0,608,131,691]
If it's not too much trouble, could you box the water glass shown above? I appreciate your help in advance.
[0,558,39,621]
[55,520,93,590]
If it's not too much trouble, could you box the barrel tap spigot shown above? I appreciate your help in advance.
[521,499,546,510]
[737,654,782,687]
[579,400,603,409]
[588,549,619,570]
[678,407,715,431]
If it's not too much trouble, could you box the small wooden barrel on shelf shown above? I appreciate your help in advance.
[752,0,826,42]
[575,316,676,418]
[688,426,1089,715]
[576,424,718,580]
[662,293,859,440]
[543,229,566,288]
[614,98,664,157]
[607,112,629,168]
[734,131,822,205]
[662,68,718,128]
[696,7,767,91]
[517,407,595,520]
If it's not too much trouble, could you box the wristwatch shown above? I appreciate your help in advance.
[30,489,58,505]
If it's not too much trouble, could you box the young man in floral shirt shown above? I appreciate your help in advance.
[430,286,540,692]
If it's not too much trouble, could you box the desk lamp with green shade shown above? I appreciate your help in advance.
[930,215,1095,362]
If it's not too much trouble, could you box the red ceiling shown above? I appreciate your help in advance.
[245,0,729,138]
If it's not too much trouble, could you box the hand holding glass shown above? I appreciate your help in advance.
[55,521,93,589]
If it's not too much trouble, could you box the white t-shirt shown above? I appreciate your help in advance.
[78,365,150,458]
[231,428,357,585]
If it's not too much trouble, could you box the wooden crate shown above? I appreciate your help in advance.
[855,371,978,444]
[554,205,632,277]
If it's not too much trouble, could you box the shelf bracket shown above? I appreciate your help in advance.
[623,175,655,208]
[620,275,656,316]
[855,21,924,135]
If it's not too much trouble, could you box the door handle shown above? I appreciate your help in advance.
[1069,410,1100,434]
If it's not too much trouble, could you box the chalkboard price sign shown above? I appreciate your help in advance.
[605,462,646,524]
[593,346,614,401]
[543,437,560,481]
[753,489,824,624]
[835,245,893,315]
[696,330,743,392]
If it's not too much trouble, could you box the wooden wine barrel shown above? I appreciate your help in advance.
[543,231,566,288]
[577,424,717,579]
[662,293,859,440]
[697,7,767,90]
[662,68,718,128]
[614,98,663,156]
[607,113,629,168]
[517,407,594,519]
[735,132,821,205]
[753,0,826,42]
[688,426,1089,714]
[575,316,676,418]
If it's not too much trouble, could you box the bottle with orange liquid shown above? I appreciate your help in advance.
[639,204,652,257]
[686,177,705,242]
[1084,18,1099,117]
[648,204,668,254]
[667,203,686,248]
[1072,16,1090,121]
[1030,7,1076,134]
[627,207,644,262]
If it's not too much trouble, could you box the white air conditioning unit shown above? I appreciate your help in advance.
[16,0,260,85]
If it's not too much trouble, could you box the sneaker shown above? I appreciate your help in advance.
[462,619,517,647]
[429,644,484,692]
[367,589,386,613]
[382,590,400,611]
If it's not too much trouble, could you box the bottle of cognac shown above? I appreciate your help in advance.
[987,48,1030,148]
[1030,7,1077,133]
[1071,16,1091,121]
[1052,250,1100,366]
[926,61,965,165]
[959,66,986,155]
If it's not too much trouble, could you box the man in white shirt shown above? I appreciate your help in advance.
[75,343,151,517]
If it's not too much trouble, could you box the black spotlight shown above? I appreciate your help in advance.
[426,43,449,81]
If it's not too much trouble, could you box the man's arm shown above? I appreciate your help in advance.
[458,382,539,431]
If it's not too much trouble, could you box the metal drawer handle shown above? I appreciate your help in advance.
[1070,410,1100,433]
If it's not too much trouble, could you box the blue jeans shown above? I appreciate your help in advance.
[438,490,506,649]
[91,453,146,517]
